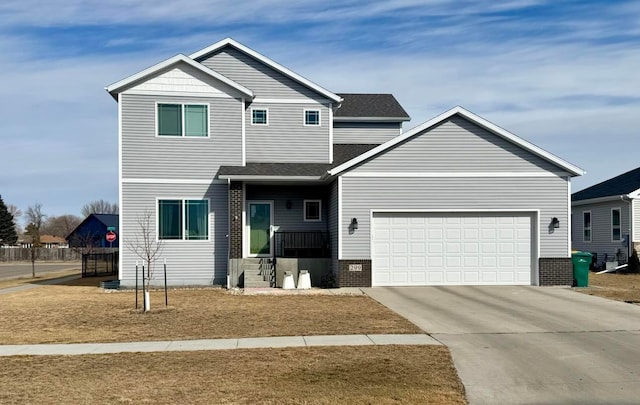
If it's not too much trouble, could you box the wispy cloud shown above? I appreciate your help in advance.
[0,0,638,215]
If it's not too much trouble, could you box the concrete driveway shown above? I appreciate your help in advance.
[364,286,640,404]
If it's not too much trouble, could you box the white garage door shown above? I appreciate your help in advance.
[372,212,533,286]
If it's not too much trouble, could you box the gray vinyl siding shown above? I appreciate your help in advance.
[571,200,631,262]
[120,182,228,286]
[354,116,564,173]
[121,94,242,179]
[340,176,570,259]
[333,122,401,144]
[634,199,640,243]
[245,103,330,163]
[198,47,325,99]
[246,185,328,232]
[328,180,339,275]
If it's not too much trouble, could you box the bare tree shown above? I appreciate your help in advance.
[81,200,119,217]
[127,210,163,311]
[25,204,46,277]
[42,214,82,238]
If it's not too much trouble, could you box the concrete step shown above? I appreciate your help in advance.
[244,279,270,288]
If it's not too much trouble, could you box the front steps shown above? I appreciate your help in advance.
[243,258,274,288]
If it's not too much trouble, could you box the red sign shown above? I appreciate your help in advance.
[106,231,117,243]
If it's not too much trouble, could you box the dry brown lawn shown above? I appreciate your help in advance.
[0,277,421,344]
[0,346,465,404]
[577,272,640,303]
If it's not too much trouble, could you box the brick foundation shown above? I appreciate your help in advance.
[539,257,573,286]
[338,259,372,287]
[229,182,243,259]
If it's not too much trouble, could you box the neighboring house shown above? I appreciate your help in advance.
[571,167,640,266]
[67,214,119,248]
[20,235,68,248]
[106,37,584,288]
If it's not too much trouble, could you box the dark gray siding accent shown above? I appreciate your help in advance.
[199,47,324,99]
[120,182,228,286]
[571,200,631,263]
[333,122,401,144]
[245,103,330,163]
[354,116,563,173]
[246,185,328,232]
[121,94,242,179]
[340,176,570,259]
[328,180,339,277]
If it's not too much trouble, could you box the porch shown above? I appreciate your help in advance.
[227,183,335,288]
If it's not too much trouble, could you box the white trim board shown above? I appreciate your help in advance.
[122,178,226,185]
[329,106,585,177]
[341,171,565,178]
[122,89,234,99]
[189,38,342,103]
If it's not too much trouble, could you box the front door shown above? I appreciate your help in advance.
[248,201,273,257]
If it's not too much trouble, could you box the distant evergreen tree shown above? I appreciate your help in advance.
[0,195,18,245]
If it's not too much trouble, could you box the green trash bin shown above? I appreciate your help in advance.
[571,251,592,287]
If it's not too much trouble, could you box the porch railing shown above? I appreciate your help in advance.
[274,231,330,258]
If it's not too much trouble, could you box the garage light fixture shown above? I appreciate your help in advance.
[351,218,358,230]
[551,217,560,229]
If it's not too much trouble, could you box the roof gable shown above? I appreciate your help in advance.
[335,94,410,121]
[105,54,253,99]
[190,38,341,103]
[66,214,119,239]
[572,167,640,201]
[329,106,585,177]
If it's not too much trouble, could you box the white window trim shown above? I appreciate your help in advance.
[611,207,622,242]
[303,109,321,126]
[583,210,591,243]
[304,199,322,222]
[156,197,210,242]
[251,108,269,126]
[155,102,210,138]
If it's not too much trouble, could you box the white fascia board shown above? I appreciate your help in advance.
[189,38,342,103]
[105,54,254,99]
[329,106,586,177]
[571,195,630,206]
[217,175,323,182]
[333,116,410,122]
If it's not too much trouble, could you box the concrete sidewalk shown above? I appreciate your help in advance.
[0,334,440,356]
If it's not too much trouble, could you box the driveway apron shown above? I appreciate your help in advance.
[365,286,640,405]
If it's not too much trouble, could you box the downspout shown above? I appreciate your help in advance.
[621,195,632,260]
[227,178,231,289]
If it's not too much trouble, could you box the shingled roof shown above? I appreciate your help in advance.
[334,94,410,121]
[218,144,379,178]
[572,166,640,201]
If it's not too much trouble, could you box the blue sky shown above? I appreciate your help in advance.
[1,0,639,221]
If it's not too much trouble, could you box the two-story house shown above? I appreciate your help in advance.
[107,38,584,288]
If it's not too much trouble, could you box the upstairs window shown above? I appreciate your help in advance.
[304,109,320,126]
[157,103,208,137]
[304,200,321,222]
[158,199,209,240]
[252,109,268,125]
[583,211,591,242]
[611,208,621,241]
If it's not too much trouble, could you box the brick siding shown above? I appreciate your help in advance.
[337,259,372,287]
[539,257,573,286]
[229,182,243,259]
